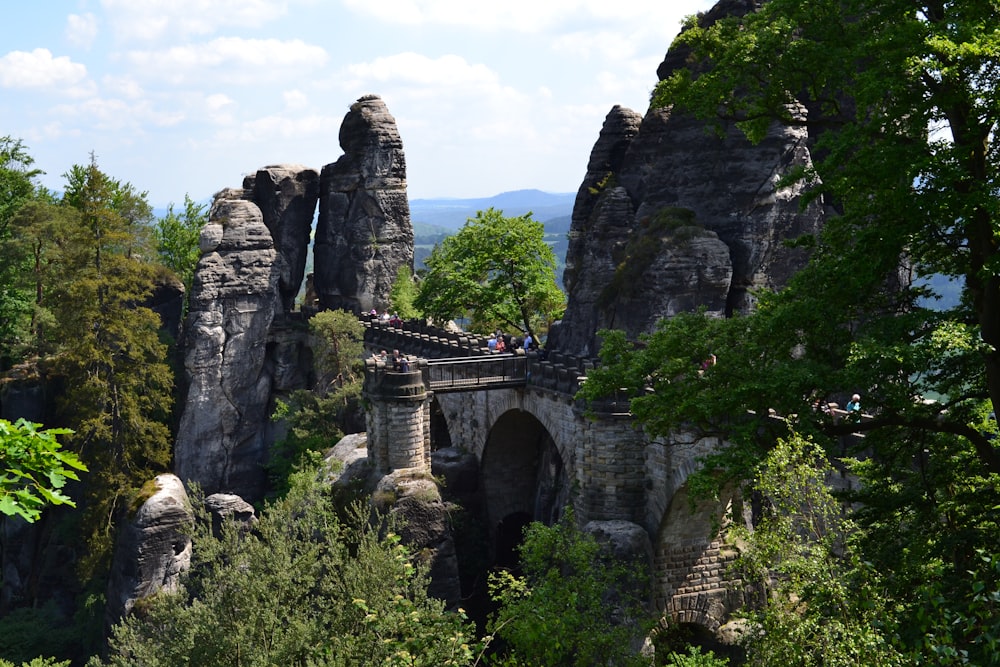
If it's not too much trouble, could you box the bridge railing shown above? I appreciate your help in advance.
[421,354,528,393]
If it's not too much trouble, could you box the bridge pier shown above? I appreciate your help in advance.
[364,363,432,474]
[573,405,647,526]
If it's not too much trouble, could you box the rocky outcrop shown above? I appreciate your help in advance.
[314,94,414,314]
[243,165,319,312]
[554,0,826,357]
[374,471,462,607]
[106,474,193,624]
[174,194,280,498]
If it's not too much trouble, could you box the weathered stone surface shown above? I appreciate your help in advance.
[314,94,414,314]
[554,0,825,357]
[375,471,461,606]
[431,446,479,497]
[106,474,192,624]
[174,195,280,498]
[204,493,257,523]
[325,432,373,486]
[244,165,319,312]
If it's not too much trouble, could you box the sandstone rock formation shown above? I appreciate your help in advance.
[106,474,193,624]
[243,165,319,312]
[174,96,416,502]
[174,194,280,498]
[554,0,826,357]
[374,471,462,607]
[314,94,414,314]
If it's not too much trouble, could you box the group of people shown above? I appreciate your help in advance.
[367,309,403,327]
[811,392,864,421]
[373,348,411,372]
[488,330,540,354]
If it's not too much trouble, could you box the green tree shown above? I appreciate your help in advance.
[53,157,174,574]
[415,208,564,339]
[153,194,207,291]
[0,418,86,523]
[309,309,365,390]
[731,431,904,667]
[267,310,365,495]
[3,199,77,358]
[389,264,420,320]
[487,507,652,667]
[98,467,480,666]
[0,137,45,368]
[581,1,1000,663]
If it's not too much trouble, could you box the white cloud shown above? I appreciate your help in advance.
[123,37,328,85]
[100,0,292,42]
[206,93,235,112]
[0,49,90,92]
[66,13,99,49]
[51,97,184,131]
[102,74,145,99]
[283,89,309,110]
[342,0,711,33]
[343,52,499,89]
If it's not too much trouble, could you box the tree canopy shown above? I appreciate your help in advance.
[415,208,564,339]
[582,0,1000,662]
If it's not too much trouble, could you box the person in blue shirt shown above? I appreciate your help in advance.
[846,393,862,420]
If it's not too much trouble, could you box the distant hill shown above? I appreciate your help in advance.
[409,189,576,230]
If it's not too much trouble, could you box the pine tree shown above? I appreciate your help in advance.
[53,157,174,574]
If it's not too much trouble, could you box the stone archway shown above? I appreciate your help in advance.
[653,481,744,633]
[480,409,570,555]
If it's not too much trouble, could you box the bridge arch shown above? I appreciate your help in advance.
[479,407,572,548]
[652,479,744,633]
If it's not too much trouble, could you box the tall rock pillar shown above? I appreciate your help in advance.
[314,94,414,314]
[174,192,280,498]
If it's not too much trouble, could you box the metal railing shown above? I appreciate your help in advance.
[420,354,528,393]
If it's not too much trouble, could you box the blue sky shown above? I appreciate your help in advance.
[0,0,714,208]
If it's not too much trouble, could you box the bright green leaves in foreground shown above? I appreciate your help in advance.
[416,208,564,338]
[0,418,86,523]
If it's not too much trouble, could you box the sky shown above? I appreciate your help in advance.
[0,0,716,208]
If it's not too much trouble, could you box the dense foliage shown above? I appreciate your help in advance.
[267,311,365,495]
[95,467,480,667]
[0,141,204,661]
[152,194,208,293]
[389,265,420,320]
[582,0,1000,663]
[487,508,653,667]
[416,208,564,339]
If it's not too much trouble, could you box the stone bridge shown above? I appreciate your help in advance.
[362,319,747,634]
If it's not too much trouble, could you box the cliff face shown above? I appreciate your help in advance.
[554,0,826,357]
[314,94,414,314]
[244,165,320,312]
